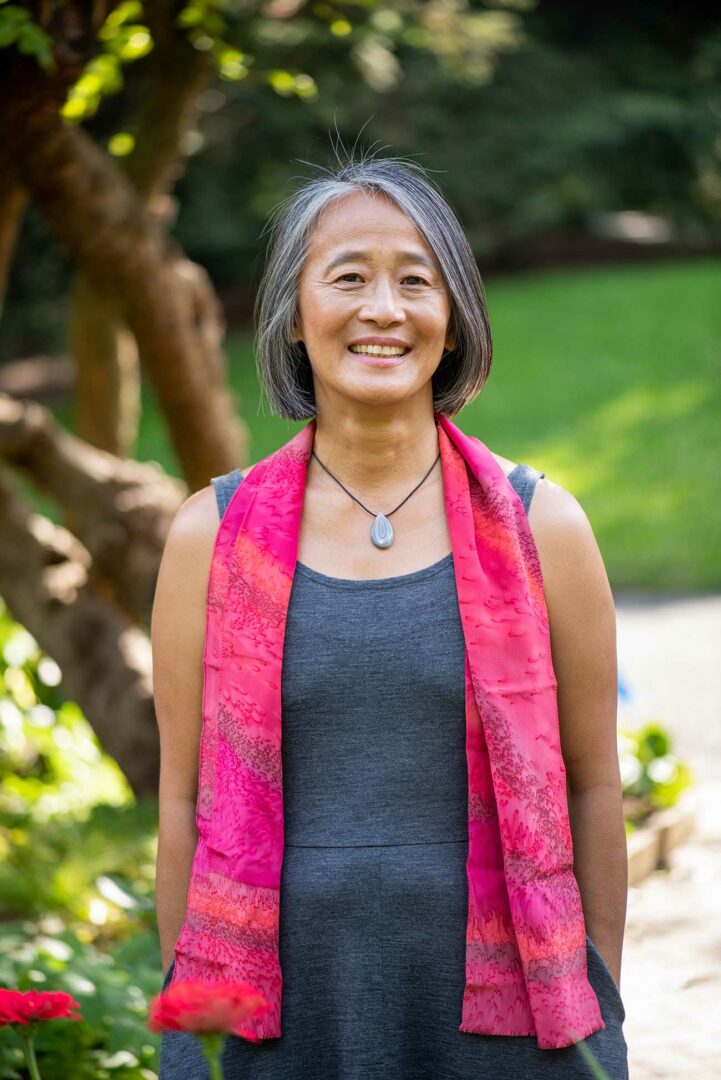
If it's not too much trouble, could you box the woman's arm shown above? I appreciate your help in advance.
[150,485,220,974]
[529,478,628,991]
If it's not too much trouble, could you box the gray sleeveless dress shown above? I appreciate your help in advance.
[159,464,629,1080]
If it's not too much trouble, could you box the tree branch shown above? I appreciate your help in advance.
[0,392,185,625]
[0,467,160,796]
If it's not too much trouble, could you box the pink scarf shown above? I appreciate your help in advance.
[169,411,606,1050]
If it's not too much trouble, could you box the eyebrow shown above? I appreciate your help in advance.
[322,249,438,275]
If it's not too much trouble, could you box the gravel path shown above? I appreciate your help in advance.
[613,592,721,1079]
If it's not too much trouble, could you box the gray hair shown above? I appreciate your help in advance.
[253,148,492,420]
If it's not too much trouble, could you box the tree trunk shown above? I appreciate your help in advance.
[71,276,142,456]
[0,173,28,316]
[72,6,217,459]
[0,392,186,627]
[0,55,247,491]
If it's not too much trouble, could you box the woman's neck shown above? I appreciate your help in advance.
[310,413,441,500]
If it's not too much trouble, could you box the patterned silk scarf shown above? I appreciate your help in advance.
[168,411,606,1050]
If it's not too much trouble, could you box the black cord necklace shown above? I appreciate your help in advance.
[310,448,441,549]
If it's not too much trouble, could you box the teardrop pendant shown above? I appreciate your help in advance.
[370,513,394,549]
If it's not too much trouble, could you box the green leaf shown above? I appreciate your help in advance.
[16,22,47,54]
[639,723,670,760]
[0,6,53,69]
[114,25,153,61]
[0,5,29,48]
[0,5,30,31]
[177,4,205,28]
[108,131,136,157]
[103,0,144,30]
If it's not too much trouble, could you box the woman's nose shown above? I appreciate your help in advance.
[359,279,406,323]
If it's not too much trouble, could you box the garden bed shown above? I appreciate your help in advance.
[625,789,697,886]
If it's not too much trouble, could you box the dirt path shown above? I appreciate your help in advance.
[614,593,721,1079]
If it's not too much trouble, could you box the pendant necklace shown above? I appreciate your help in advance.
[310,446,441,549]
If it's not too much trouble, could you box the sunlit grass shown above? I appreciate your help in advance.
[473,257,720,590]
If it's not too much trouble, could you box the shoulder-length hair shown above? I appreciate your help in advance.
[253,147,493,420]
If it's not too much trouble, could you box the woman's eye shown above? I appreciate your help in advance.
[336,273,427,285]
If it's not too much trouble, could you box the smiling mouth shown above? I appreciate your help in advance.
[348,345,411,352]
[347,345,412,360]
[346,348,411,367]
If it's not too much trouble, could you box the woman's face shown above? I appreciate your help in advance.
[293,190,456,413]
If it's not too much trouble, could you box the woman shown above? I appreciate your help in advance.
[151,151,629,1078]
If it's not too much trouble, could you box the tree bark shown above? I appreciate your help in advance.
[71,276,142,456]
[0,392,185,626]
[0,54,247,491]
[0,468,160,796]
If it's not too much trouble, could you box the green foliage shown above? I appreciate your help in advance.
[0,600,162,1076]
[619,721,694,831]
[0,924,161,1079]
[0,3,54,70]
[0,799,157,931]
[177,0,226,37]
[62,3,153,122]
[0,599,157,932]
[0,600,131,824]
[163,14,721,287]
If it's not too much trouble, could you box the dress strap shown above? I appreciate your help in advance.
[211,467,245,521]
[507,463,545,517]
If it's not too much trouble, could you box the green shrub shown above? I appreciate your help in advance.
[619,721,694,833]
[1,604,163,1077]
[0,924,161,1079]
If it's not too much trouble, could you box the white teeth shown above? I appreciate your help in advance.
[348,345,409,356]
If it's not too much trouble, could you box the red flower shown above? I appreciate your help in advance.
[148,981,269,1038]
[0,990,82,1027]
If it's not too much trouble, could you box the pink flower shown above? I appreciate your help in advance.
[0,990,83,1080]
[148,980,269,1037]
[0,990,82,1027]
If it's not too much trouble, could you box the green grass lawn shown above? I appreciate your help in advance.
[119,257,721,592]
[479,257,721,592]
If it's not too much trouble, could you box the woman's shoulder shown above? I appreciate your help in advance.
[175,466,257,533]
[519,466,608,627]
[490,450,574,527]
[494,458,612,674]
[156,466,259,612]
[489,451,599,582]
[156,489,218,608]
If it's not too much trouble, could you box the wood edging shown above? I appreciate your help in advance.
[626,791,697,886]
